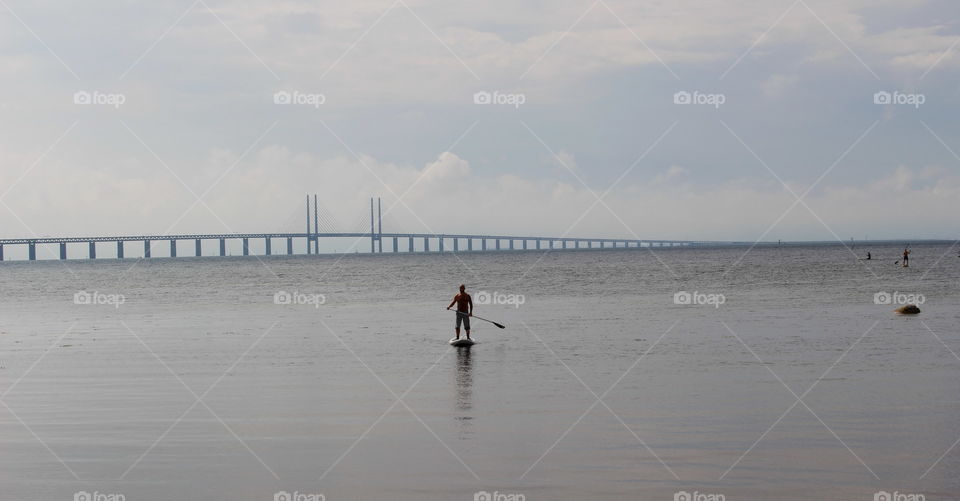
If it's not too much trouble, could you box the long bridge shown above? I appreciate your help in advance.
[0,195,733,261]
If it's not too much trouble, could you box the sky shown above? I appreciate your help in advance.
[1,0,959,249]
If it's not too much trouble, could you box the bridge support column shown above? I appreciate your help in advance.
[242,238,249,256]
[523,240,528,250]
[287,237,293,255]
[423,237,429,252]
[509,239,514,250]
[28,242,36,261]
[482,239,487,251]
[453,238,458,252]
[496,239,501,250]
[562,240,567,249]
[393,237,398,253]
[144,241,151,258]
[195,239,202,257]
[219,239,226,257]
[468,239,473,251]
[60,243,67,260]
[439,236,444,253]
[0,244,4,261]
[265,238,271,256]
[117,241,124,259]
[169,240,176,258]
[408,237,414,252]
[89,242,96,259]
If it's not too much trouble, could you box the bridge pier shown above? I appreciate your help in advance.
[242,238,249,256]
[509,239,514,250]
[28,242,35,260]
[287,237,293,255]
[523,240,528,250]
[482,239,487,251]
[144,240,151,258]
[265,238,271,256]
[0,244,3,261]
[117,241,124,259]
[169,240,176,258]
[453,238,458,252]
[496,239,501,251]
[89,241,96,259]
[220,238,226,257]
[60,242,67,260]
[468,239,473,251]
[423,237,429,252]
[408,237,413,252]
[393,237,398,253]
[439,236,444,253]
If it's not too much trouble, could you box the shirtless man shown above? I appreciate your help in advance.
[446,284,473,340]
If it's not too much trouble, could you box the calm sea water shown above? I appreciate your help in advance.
[0,243,958,500]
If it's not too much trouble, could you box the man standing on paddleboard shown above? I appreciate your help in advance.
[446,284,473,340]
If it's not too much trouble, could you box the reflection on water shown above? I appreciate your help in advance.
[454,346,473,439]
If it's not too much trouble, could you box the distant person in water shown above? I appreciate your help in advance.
[446,284,473,340]
[902,248,911,267]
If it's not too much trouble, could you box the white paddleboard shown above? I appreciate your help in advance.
[449,337,475,347]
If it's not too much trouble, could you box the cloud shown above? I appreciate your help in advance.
[2,145,957,242]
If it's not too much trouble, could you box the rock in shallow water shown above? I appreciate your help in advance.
[895,304,921,314]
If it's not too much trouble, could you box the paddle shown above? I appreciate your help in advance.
[448,309,506,329]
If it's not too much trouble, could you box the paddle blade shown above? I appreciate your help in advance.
[493,322,506,329]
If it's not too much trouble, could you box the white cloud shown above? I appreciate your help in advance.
[2,146,957,241]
